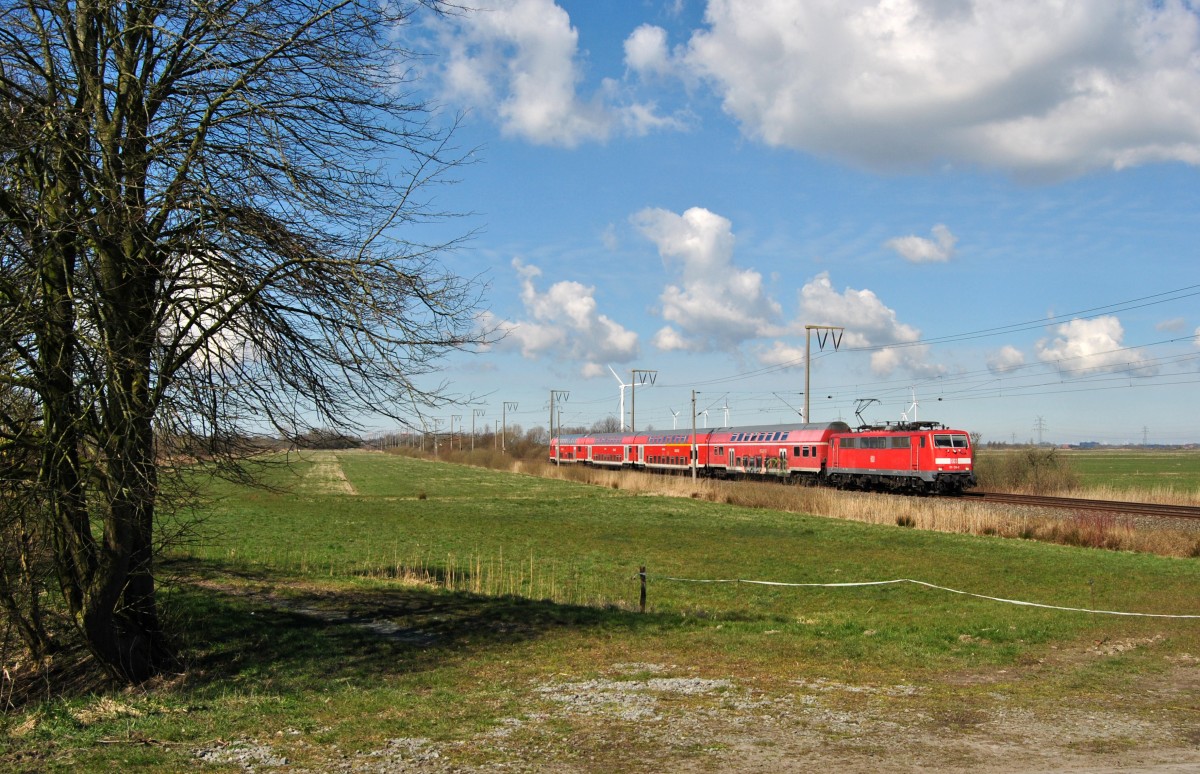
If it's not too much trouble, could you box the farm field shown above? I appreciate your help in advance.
[1063,448,1200,496]
[7,450,1200,772]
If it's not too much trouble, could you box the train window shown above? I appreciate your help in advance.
[890,436,911,449]
[934,434,969,448]
[794,446,802,457]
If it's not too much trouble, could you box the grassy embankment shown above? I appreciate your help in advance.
[2,450,1198,771]
[450,445,1200,556]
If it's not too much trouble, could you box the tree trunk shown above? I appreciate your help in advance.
[0,513,57,661]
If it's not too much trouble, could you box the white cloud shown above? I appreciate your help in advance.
[624,24,673,77]
[986,344,1026,374]
[757,341,807,369]
[1194,326,1200,346]
[652,325,688,352]
[885,224,958,263]
[796,272,942,377]
[1035,316,1154,375]
[870,345,945,378]
[683,0,1200,177]
[798,272,919,348]
[434,1,677,146]
[632,206,782,352]
[488,259,639,374]
[600,223,619,251]
[1156,317,1187,332]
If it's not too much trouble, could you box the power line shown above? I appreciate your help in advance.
[651,283,1200,390]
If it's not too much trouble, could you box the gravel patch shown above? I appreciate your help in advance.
[195,740,289,770]
[535,675,735,721]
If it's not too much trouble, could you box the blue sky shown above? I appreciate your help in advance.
[393,0,1200,445]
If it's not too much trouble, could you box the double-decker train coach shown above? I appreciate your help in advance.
[550,419,976,494]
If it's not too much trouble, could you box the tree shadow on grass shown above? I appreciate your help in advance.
[163,557,658,694]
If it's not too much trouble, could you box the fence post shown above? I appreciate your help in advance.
[639,566,647,613]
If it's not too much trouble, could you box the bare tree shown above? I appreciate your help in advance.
[590,416,621,434]
[0,0,484,682]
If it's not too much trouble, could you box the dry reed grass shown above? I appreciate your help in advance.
[388,448,1200,558]
[512,459,1200,559]
[1055,483,1200,506]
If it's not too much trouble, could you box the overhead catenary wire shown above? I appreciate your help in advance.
[493,282,1200,434]
[648,282,1200,390]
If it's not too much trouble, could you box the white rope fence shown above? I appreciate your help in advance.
[641,572,1200,619]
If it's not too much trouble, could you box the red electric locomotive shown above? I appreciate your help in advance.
[550,419,975,494]
[825,421,974,493]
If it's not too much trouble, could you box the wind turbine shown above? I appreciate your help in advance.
[900,387,919,423]
[608,365,631,430]
[721,398,730,428]
[669,408,681,430]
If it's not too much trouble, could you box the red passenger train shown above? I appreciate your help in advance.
[549,420,976,494]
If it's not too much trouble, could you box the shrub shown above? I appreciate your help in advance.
[975,448,1080,494]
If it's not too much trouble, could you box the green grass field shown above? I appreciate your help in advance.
[6,450,1199,771]
[1063,448,1200,494]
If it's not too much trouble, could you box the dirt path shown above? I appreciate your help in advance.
[301,451,359,496]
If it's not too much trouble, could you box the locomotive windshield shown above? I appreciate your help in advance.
[933,434,970,448]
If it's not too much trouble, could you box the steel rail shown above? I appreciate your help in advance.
[963,491,1200,521]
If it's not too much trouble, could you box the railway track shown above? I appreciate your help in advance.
[963,491,1200,521]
